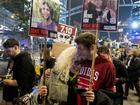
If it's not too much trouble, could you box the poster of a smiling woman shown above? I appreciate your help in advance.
[30,0,60,36]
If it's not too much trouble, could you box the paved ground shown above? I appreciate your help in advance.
[0,88,139,105]
[124,90,140,105]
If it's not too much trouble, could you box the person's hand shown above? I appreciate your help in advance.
[73,64,81,71]
[39,86,48,97]
[3,79,18,86]
[3,79,12,85]
[82,90,95,102]
[70,63,81,73]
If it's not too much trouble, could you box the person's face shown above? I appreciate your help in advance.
[94,0,103,8]
[4,46,18,58]
[41,3,51,20]
[76,44,91,60]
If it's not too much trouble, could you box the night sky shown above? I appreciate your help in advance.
[100,6,133,41]
[119,6,132,21]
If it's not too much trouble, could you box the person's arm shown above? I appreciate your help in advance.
[105,63,116,92]
[37,86,48,104]
[3,79,18,86]
[15,54,35,90]
[116,61,128,84]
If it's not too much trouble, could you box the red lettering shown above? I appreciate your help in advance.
[82,24,100,30]
[58,24,77,36]
[30,28,40,34]
[82,24,91,29]
[30,28,48,37]
[40,30,48,35]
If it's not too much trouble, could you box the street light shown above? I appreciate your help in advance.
[131,21,139,29]
[11,14,15,19]
[136,32,138,35]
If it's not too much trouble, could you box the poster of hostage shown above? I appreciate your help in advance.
[30,0,60,36]
[81,0,118,31]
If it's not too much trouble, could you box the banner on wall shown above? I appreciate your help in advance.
[81,0,118,31]
[29,0,60,36]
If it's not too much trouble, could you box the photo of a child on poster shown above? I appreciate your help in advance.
[82,0,118,31]
[30,0,60,36]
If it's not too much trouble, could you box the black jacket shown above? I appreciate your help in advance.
[12,52,35,96]
[127,56,140,81]
[113,59,128,95]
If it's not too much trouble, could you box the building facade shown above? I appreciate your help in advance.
[131,0,140,41]
[131,0,140,20]
[0,6,16,31]
[59,0,68,24]
[66,0,82,26]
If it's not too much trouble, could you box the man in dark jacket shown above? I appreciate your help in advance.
[3,39,35,98]
[98,46,128,105]
[113,59,128,105]
[125,49,140,102]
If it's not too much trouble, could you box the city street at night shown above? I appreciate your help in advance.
[0,0,140,105]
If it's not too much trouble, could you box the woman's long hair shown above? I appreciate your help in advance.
[54,47,77,73]
[39,1,53,20]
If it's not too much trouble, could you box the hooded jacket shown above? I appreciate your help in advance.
[67,55,116,105]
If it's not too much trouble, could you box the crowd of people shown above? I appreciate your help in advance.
[0,32,140,105]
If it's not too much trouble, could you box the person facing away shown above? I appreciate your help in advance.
[124,49,140,102]
[3,38,35,98]
[98,46,128,105]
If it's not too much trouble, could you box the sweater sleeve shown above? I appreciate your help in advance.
[104,63,116,92]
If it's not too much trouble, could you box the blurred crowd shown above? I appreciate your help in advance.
[0,32,140,105]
